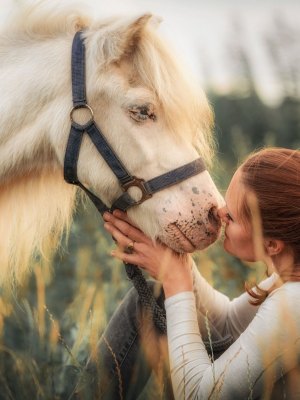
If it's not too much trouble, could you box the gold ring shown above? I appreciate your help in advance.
[125,241,135,254]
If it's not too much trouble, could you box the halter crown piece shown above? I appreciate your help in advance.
[64,31,207,334]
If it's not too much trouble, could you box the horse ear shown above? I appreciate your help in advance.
[120,14,155,58]
[94,14,157,64]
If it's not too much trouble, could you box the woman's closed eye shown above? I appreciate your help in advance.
[225,212,234,223]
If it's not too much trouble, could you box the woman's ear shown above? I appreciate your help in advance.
[264,238,285,256]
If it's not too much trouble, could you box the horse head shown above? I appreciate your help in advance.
[0,3,223,286]
[59,13,223,253]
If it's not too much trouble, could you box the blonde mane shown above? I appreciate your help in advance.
[3,1,91,37]
[0,168,76,288]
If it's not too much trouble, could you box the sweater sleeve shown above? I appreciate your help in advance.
[191,261,279,340]
[165,283,300,400]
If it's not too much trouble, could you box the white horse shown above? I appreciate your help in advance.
[0,1,223,288]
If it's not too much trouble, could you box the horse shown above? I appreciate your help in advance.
[0,1,223,289]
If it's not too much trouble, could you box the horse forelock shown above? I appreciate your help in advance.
[84,22,215,166]
[130,27,215,166]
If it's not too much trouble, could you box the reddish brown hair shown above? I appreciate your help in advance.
[239,148,300,303]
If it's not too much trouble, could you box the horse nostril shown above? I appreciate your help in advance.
[208,206,220,228]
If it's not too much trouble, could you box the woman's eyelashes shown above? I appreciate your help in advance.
[225,212,234,223]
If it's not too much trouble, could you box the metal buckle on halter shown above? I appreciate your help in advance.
[70,104,94,130]
[122,177,152,205]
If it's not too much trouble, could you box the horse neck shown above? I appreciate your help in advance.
[0,34,72,184]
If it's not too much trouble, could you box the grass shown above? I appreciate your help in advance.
[0,200,296,399]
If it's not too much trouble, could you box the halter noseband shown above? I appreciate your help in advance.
[64,31,206,215]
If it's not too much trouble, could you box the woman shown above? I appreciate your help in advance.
[92,148,300,399]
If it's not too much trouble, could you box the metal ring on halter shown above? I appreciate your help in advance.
[125,241,135,254]
[122,176,152,205]
[70,104,94,130]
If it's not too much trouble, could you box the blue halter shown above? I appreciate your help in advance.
[64,31,206,215]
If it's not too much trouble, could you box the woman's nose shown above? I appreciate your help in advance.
[217,207,226,222]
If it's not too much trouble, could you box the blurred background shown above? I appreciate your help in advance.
[0,0,299,398]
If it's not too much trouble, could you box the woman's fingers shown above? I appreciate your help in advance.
[105,209,136,227]
[111,248,144,267]
[103,212,151,245]
[104,211,193,287]
[104,222,131,250]
[112,209,135,225]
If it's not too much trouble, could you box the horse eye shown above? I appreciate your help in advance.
[128,103,156,123]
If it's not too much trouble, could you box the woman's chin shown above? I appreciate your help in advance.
[222,238,229,251]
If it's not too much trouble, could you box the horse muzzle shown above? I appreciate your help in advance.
[161,206,222,253]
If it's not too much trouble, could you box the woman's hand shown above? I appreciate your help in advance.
[103,210,193,298]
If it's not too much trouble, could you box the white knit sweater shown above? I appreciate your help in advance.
[165,263,300,399]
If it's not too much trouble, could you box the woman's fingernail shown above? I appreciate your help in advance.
[111,250,116,256]
[103,212,111,220]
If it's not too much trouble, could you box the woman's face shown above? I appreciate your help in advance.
[218,169,256,262]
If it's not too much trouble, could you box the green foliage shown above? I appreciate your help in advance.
[211,92,300,183]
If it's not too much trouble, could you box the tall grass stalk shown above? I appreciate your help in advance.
[103,335,123,400]
[34,265,46,340]
[71,284,96,358]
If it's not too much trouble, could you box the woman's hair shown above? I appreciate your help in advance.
[239,148,300,304]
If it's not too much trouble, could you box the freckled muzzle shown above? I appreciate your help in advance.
[153,180,224,253]
[159,204,221,253]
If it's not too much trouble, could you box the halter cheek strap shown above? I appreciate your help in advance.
[64,31,206,214]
